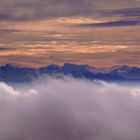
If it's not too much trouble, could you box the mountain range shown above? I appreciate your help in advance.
[0,63,140,83]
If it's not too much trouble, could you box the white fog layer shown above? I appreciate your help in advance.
[0,77,140,140]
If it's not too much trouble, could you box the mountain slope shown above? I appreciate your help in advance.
[0,64,140,83]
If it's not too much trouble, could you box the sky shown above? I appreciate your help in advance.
[0,0,139,68]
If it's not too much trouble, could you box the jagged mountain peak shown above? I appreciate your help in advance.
[111,65,131,70]
[0,63,139,83]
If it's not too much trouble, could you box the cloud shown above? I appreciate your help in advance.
[0,47,15,51]
[76,19,140,28]
[109,7,140,17]
[0,0,91,21]
[0,29,21,33]
[0,77,140,139]
[0,0,139,21]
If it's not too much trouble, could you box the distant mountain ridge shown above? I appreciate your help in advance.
[0,63,140,83]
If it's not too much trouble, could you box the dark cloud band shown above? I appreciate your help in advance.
[0,0,139,21]
[76,19,140,28]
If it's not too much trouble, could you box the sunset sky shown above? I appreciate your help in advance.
[0,0,139,68]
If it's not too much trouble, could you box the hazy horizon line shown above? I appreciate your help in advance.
[0,63,139,69]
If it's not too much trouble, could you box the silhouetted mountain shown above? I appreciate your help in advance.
[0,64,38,83]
[110,65,140,79]
[0,63,140,83]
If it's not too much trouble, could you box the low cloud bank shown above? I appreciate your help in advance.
[0,77,140,140]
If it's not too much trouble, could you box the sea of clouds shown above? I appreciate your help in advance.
[0,77,140,140]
